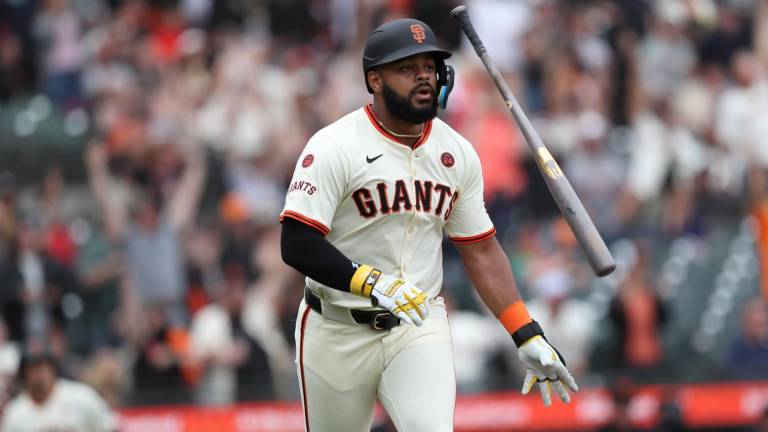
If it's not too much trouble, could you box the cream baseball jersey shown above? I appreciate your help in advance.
[280,105,495,309]
[1,379,117,432]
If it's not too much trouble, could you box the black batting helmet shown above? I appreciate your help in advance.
[363,18,455,109]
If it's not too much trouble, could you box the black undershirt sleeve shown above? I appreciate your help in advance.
[280,218,357,292]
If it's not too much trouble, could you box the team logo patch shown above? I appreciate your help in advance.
[441,152,455,168]
[302,154,314,168]
[410,24,426,44]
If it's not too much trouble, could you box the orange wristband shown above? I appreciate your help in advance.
[498,300,532,334]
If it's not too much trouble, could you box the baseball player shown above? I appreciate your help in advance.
[280,18,578,432]
[1,349,117,432]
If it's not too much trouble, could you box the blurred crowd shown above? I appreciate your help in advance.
[0,0,767,418]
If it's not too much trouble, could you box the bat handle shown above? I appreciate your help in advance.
[450,5,486,56]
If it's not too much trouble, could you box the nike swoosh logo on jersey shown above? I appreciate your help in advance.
[366,154,383,163]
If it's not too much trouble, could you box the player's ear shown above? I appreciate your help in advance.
[367,70,383,93]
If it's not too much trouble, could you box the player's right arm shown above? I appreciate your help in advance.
[279,135,428,325]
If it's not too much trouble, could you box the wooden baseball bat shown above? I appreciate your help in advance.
[450,5,616,277]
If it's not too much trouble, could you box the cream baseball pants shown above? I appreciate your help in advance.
[294,296,455,432]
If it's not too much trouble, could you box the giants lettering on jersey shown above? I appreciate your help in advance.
[289,179,317,195]
[352,179,459,220]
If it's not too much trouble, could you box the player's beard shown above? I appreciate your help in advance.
[382,82,438,124]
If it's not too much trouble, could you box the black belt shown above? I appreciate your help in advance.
[304,288,401,331]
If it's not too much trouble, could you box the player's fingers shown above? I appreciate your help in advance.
[522,370,537,395]
[397,300,421,326]
[552,379,571,404]
[395,310,413,326]
[410,288,430,319]
[555,363,579,392]
[392,301,414,325]
[408,307,423,326]
[418,300,429,320]
[403,292,423,319]
[538,380,552,407]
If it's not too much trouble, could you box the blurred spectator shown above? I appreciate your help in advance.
[79,348,126,409]
[714,51,768,192]
[453,62,528,227]
[726,297,768,380]
[755,405,768,432]
[86,139,206,326]
[18,166,78,268]
[670,63,724,143]
[656,385,689,432]
[240,227,297,400]
[189,261,273,405]
[0,171,23,343]
[15,216,78,343]
[196,38,288,161]
[130,306,191,406]
[599,376,643,432]
[69,217,122,355]
[1,346,117,431]
[606,13,642,127]
[0,317,20,413]
[0,0,38,100]
[754,181,768,300]
[0,32,28,102]
[698,3,751,68]
[526,267,596,378]
[638,10,695,104]
[608,240,668,379]
[464,0,531,73]
[564,111,625,237]
[445,292,511,393]
[33,0,86,109]
[621,100,707,234]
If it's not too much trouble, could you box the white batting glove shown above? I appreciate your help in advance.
[350,265,429,326]
[518,335,578,406]
[370,274,429,326]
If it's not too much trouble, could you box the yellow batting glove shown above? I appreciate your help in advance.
[350,265,429,326]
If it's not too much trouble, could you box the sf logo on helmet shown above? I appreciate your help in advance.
[410,24,426,43]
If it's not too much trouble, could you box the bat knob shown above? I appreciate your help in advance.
[450,5,467,19]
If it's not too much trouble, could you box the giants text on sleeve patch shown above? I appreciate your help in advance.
[288,175,318,196]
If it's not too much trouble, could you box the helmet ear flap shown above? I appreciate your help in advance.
[437,63,454,110]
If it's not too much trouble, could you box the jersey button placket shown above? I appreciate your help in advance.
[401,151,418,275]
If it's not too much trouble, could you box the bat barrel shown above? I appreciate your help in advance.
[450,4,616,277]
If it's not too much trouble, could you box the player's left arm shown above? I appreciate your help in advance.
[455,237,579,406]
[445,142,576,406]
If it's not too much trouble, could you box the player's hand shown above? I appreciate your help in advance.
[369,273,429,326]
[518,335,578,406]
[350,264,429,326]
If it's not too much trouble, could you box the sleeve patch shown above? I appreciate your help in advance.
[287,175,318,197]
[302,154,315,168]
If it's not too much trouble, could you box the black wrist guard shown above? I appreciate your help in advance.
[511,320,544,348]
[512,320,568,366]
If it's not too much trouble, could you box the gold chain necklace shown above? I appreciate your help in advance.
[375,118,424,139]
